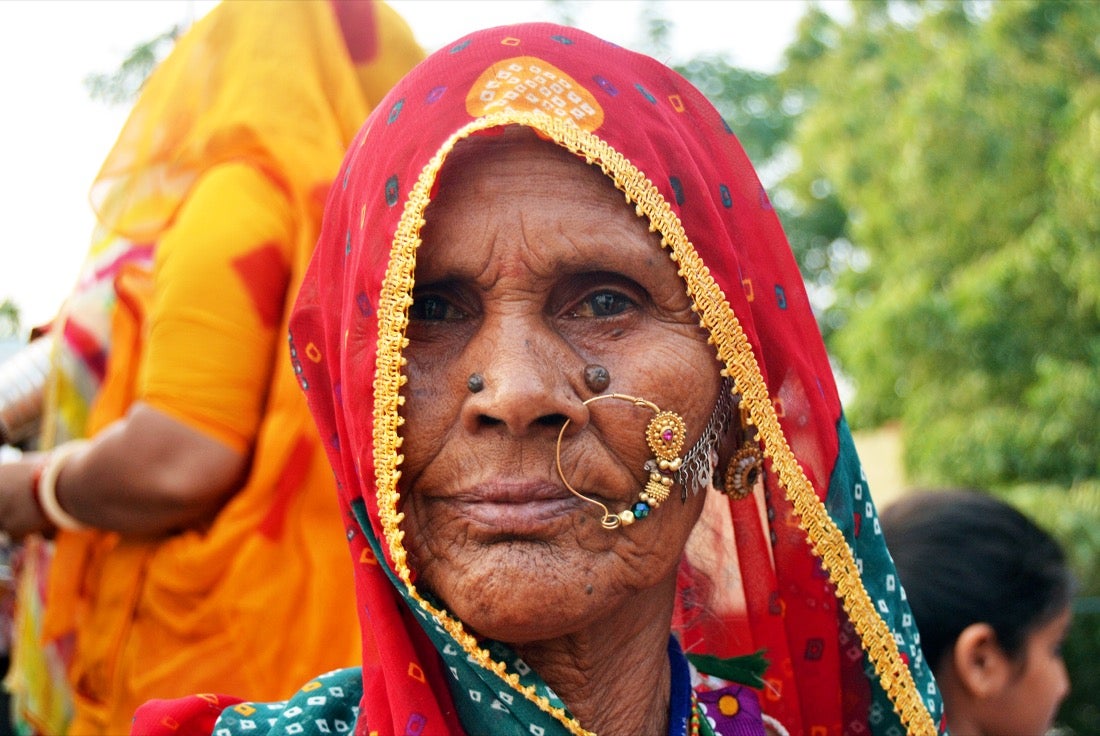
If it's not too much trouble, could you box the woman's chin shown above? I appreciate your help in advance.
[424,542,625,644]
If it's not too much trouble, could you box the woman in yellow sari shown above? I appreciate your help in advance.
[0,2,423,733]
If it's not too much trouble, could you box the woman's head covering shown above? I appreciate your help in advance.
[291,23,944,736]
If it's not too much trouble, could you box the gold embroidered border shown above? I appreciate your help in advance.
[372,110,934,735]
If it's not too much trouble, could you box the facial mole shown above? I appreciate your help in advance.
[585,584,594,595]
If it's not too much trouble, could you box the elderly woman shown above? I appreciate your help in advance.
[140,22,945,736]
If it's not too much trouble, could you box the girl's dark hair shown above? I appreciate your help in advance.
[879,490,1074,671]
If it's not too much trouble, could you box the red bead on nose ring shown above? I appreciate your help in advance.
[555,393,686,530]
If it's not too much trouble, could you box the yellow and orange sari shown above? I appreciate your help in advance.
[7,3,423,733]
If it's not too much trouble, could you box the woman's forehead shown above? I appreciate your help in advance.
[433,127,611,197]
[418,130,665,277]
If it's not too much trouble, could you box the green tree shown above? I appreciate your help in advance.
[781,0,1100,489]
[676,57,792,172]
[0,298,20,339]
[84,26,180,105]
[769,7,1100,728]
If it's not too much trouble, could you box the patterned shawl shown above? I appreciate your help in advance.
[289,23,945,736]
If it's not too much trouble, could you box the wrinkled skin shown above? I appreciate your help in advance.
[398,130,722,733]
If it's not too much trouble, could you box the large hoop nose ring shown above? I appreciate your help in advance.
[555,393,686,530]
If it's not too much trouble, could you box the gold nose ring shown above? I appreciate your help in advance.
[555,393,686,530]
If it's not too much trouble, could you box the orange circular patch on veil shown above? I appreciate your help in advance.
[466,56,604,131]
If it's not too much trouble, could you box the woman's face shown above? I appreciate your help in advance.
[399,131,721,643]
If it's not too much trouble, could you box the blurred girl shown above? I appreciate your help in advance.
[881,490,1074,736]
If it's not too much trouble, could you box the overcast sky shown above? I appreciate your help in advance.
[0,0,839,330]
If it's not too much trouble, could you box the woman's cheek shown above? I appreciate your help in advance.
[401,363,462,469]
[403,497,463,577]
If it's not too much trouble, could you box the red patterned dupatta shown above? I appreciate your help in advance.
[290,23,945,736]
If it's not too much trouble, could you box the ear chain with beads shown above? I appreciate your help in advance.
[675,377,734,499]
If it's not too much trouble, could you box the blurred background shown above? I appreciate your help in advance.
[1,1,1097,732]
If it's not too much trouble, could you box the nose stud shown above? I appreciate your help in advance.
[583,364,610,393]
[467,373,485,393]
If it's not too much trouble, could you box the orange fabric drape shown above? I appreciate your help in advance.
[26,3,424,734]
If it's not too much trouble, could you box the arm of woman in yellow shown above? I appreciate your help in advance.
[0,164,294,538]
[44,404,245,536]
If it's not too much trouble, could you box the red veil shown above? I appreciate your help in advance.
[291,23,943,736]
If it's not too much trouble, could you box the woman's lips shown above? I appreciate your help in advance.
[444,480,596,536]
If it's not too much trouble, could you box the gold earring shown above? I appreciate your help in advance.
[556,393,686,530]
[723,442,764,500]
[721,403,764,500]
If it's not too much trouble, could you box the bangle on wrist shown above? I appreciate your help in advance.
[29,458,49,520]
[34,440,90,531]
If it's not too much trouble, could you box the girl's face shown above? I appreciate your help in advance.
[983,606,1072,736]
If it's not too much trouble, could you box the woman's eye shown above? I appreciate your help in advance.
[573,290,635,318]
[409,294,466,322]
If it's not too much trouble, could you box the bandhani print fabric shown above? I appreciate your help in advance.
[172,22,949,736]
[212,669,363,736]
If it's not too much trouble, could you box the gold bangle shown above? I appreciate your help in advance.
[35,440,90,531]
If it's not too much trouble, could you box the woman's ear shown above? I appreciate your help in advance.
[951,622,1012,699]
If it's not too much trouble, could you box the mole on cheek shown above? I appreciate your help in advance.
[585,584,594,595]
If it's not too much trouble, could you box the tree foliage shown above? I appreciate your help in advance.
[0,298,20,339]
[777,0,1100,488]
[84,26,180,105]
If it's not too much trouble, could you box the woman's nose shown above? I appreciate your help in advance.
[460,320,586,437]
